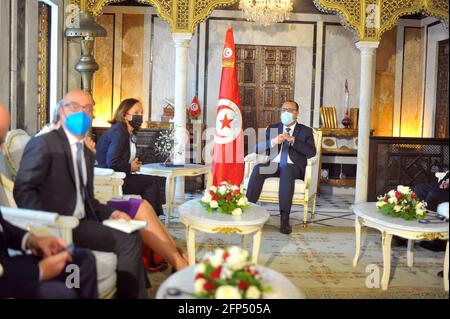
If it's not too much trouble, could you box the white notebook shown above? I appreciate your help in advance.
[102,219,148,234]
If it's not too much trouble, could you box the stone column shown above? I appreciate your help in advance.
[355,41,379,203]
[172,33,192,200]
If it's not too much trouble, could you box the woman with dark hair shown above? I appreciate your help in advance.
[96,99,188,271]
[96,98,165,216]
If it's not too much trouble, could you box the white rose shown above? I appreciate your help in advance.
[218,186,227,195]
[210,200,219,209]
[397,185,411,194]
[220,266,233,280]
[416,208,425,216]
[220,181,228,186]
[210,186,218,193]
[195,263,206,274]
[201,193,212,203]
[232,208,242,216]
[388,197,397,204]
[226,246,248,270]
[231,185,239,191]
[209,248,224,267]
[246,286,261,299]
[416,202,425,210]
[194,278,206,294]
[388,190,396,198]
[394,205,402,212]
[238,197,247,207]
[376,201,387,208]
[215,285,242,299]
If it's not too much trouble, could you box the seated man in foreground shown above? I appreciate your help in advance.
[0,103,98,299]
[13,90,149,299]
[246,100,317,234]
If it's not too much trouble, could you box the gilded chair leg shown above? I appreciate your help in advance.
[303,204,308,228]
[311,195,317,220]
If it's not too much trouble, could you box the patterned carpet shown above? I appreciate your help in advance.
[147,194,448,299]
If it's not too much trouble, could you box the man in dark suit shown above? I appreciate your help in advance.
[246,100,317,234]
[13,90,149,299]
[0,103,98,299]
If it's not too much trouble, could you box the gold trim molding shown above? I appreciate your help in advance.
[212,227,242,234]
[417,233,446,241]
[313,0,449,41]
[70,0,238,33]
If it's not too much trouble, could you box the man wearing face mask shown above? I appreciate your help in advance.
[96,98,165,217]
[246,100,317,234]
[13,90,150,299]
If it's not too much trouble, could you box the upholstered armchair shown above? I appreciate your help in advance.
[243,128,322,227]
[0,175,118,299]
[0,129,30,181]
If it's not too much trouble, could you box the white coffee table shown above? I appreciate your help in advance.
[353,202,449,291]
[178,199,270,265]
[139,163,212,224]
[156,265,306,299]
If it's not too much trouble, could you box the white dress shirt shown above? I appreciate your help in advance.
[62,127,87,220]
[271,122,297,164]
[129,138,137,163]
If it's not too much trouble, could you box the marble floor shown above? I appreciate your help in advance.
[164,192,356,228]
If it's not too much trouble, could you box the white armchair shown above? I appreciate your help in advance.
[0,174,117,299]
[243,129,322,227]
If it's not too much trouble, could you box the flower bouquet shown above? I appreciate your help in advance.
[376,185,427,221]
[193,246,270,299]
[200,182,250,216]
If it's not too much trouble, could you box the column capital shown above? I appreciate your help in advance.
[172,33,193,47]
[356,41,380,53]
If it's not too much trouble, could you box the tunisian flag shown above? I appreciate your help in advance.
[212,28,245,187]
[188,96,201,120]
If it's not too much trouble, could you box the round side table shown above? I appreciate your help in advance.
[156,265,306,299]
[178,200,270,265]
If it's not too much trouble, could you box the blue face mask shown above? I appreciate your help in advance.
[65,111,92,136]
[281,112,294,126]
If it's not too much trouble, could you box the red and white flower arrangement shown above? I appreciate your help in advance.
[193,246,270,299]
[200,181,250,215]
[376,185,427,220]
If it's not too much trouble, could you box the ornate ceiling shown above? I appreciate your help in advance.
[313,0,449,41]
[69,0,238,33]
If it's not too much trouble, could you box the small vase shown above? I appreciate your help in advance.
[342,112,351,129]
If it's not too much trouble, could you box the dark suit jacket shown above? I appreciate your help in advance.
[257,122,317,178]
[13,127,114,221]
[0,210,39,282]
[96,122,132,174]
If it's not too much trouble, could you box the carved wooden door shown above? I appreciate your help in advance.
[236,45,296,131]
[435,39,449,138]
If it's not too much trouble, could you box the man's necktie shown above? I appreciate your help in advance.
[75,142,86,201]
[280,127,291,168]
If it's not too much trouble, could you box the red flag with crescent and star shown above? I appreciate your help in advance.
[212,27,244,187]
[188,96,201,120]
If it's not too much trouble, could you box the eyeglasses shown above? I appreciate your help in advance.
[281,108,297,114]
[64,101,94,113]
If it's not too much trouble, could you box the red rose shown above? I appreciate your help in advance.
[223,252,230,260]
[210,190,215,196]
[195,273,205,280]
[234,189,240,195]
[395,192,402,200]
[411,193,417,199]
[204,281,216,292]
[211,266,222,279]
[238,280,249,291]
[212,195,219,201]
[384,197,388,203]
[226,195,232,201]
